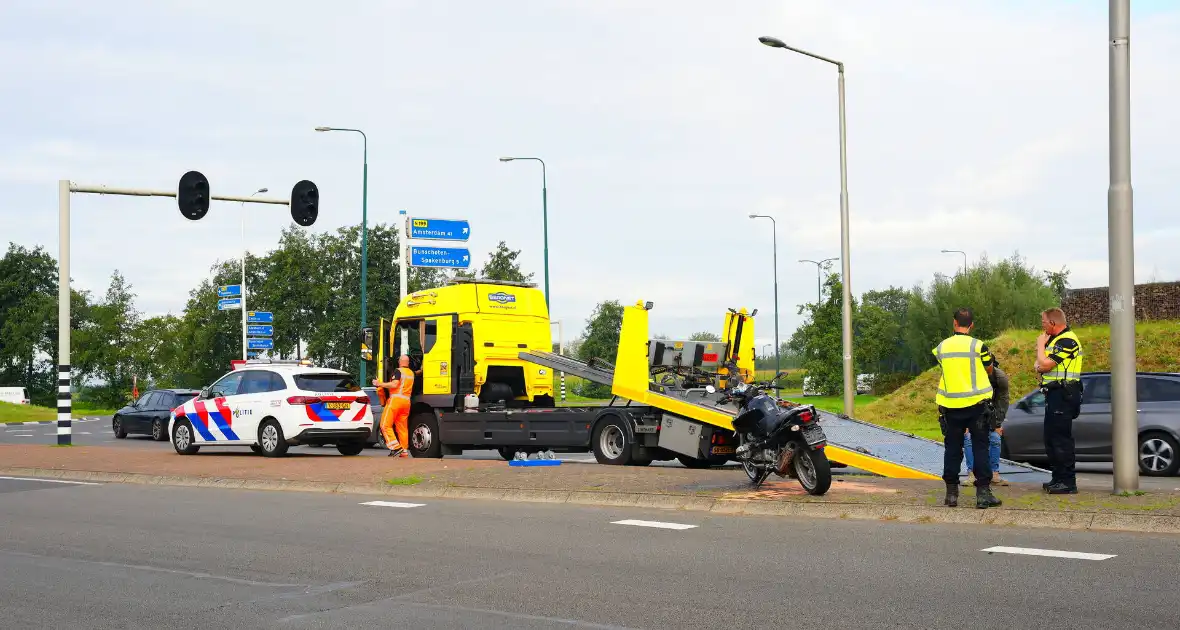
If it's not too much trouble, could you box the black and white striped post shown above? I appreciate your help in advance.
[57,181,71,445]
[56,175,317,445]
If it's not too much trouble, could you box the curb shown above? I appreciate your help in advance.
[4,466,1179,535]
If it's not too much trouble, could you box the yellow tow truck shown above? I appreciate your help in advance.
[363,278,1051,482]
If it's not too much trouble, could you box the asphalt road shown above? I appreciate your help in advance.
[4,418,1177,488]
[1,476,1177,629]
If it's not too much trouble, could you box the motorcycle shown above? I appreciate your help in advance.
[709,374,832,495]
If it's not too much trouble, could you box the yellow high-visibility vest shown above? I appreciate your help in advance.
[1043,328,1083,383]
[932,334,993,408]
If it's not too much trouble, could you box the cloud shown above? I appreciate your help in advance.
[1,0,1177,349]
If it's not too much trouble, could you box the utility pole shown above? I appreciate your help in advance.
[940,249,967,275]
[749,214,780,390]
[1108,0,1138,493]
[800,258,837,304]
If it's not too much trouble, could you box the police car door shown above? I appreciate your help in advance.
[232,370,277,442]
[194,371,246,443]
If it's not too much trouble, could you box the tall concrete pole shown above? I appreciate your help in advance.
[1108,0,1138,493]
[837,64,855,418]
[57,180,72,446]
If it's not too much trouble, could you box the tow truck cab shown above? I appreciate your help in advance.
[370,279,556,411]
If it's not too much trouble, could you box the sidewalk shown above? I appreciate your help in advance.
[3,445,1178,534]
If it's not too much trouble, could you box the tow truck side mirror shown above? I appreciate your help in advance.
[360,327,374,361]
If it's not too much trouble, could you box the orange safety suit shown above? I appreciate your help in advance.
[380,367,414,454]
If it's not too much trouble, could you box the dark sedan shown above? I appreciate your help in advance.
[112,389,199,441]
[1002,371,1180,476]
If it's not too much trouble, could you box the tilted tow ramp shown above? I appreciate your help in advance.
[522,300,1051,483]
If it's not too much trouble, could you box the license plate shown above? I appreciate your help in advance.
[324,401,352,410]
[802,424,826,445]
[711,446,735,455]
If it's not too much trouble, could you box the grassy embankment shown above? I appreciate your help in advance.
[0,401,119,424]
[857,320,1180,440]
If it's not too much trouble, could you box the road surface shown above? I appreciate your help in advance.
[2,419,1175,488]
[0,476,1176,629]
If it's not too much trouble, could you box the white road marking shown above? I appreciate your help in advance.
[13,434,36,438]
[361,500,426,508]
[612,519,697,530]
[0,476,101,486]
[982,546,1116,561]
[23,422,41,426]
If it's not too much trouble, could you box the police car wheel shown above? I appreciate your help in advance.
[172,420,200,455]
[258,420,289,457]
[336,442,365,456]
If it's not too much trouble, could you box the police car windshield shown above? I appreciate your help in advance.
[294,373,361,393]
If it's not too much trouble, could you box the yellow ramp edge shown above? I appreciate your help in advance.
[612,300,941,480]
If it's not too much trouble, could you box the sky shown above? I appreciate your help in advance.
[2,0,1178,354]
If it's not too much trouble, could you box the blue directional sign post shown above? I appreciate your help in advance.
[247,324,273,337]
[217,284,242,298]
[408,245,470,269]
[407,217,470,242]
[248,338,274,350]
[217,297,242,311]
[247,311,274,324]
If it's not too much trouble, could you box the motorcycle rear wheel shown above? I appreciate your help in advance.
[794,447,832,496]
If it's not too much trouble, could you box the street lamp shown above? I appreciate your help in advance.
[241,187,267,361]
[315,126,369,383]
[940,249,967,275]
[749,214,780,390]
[759,34,856,417]
[499,156,549,311]
[799,257,838,304]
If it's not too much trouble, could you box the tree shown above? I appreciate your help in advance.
[689,331,720,342]
[0,243,65,405]
[73,271,141,407]
[478,241,534,283]
[1044,266,1071,301]
[576,300,624,398]
[788,273,848,395]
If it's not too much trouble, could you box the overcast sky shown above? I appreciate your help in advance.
[2,0,1177,352]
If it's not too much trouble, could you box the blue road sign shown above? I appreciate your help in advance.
[217,284,242,297]
[217,298,242,311]
[247,311,274,324]
[247,351,260,358]
[408,245,470,269]
[248,338,274,350]
[408,217,470,241]
[248,324,273,337]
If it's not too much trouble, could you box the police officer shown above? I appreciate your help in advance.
[933,307,1002,509]
[1034,307,1083,494]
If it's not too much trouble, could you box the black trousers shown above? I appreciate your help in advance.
[1044,387,1080,486]
[939,404,991,488]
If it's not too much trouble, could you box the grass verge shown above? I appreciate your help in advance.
[859,320,1180,435]
[386,474,424,486]
[0,401,118,424]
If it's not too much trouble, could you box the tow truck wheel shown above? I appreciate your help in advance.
[592,416,633,465]
[409,411,442,458]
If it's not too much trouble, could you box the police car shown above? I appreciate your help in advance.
[169,360,373,457]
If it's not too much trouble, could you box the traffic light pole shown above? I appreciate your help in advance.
[56,179,296,447]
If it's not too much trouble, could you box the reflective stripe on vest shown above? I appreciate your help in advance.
[391,367,415,399]
[932,335,993,408]
[1043,329,1083,383]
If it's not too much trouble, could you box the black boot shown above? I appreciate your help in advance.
[976,486,1002,509]
[1046,481,1077,494]
[944,483,959,507]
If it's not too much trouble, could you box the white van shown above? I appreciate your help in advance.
[0,387,32,405]
[801,376,820,397]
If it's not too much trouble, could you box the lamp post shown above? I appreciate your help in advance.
[760,34,856,417]
[1108,0,1138,493]
[941,249,967,275]
[799,257,838,303]
[241,187,267,361]
[315,126,369,383]
[499,156,549,310]
[749,214,780,388]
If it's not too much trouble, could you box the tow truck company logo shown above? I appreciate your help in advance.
[487,292,516,304]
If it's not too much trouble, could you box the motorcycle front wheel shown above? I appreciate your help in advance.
[794,447,832,496]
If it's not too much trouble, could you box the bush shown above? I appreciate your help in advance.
[868,372,913,396]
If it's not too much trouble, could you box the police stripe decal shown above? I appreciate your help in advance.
[211,398,240,440]
[188,401,218,441]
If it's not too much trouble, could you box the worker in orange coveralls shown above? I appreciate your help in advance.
[373,355,414,458]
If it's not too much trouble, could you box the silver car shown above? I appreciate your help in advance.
[1002,371,1180,476]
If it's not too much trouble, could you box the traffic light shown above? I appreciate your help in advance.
[290,180,319,226]
[177,171,210,220]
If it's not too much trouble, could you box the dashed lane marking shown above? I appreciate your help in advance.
[361,500,426,508]
[0,476,102,486]
[982,546,1116,561]
[612,519,697,530]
